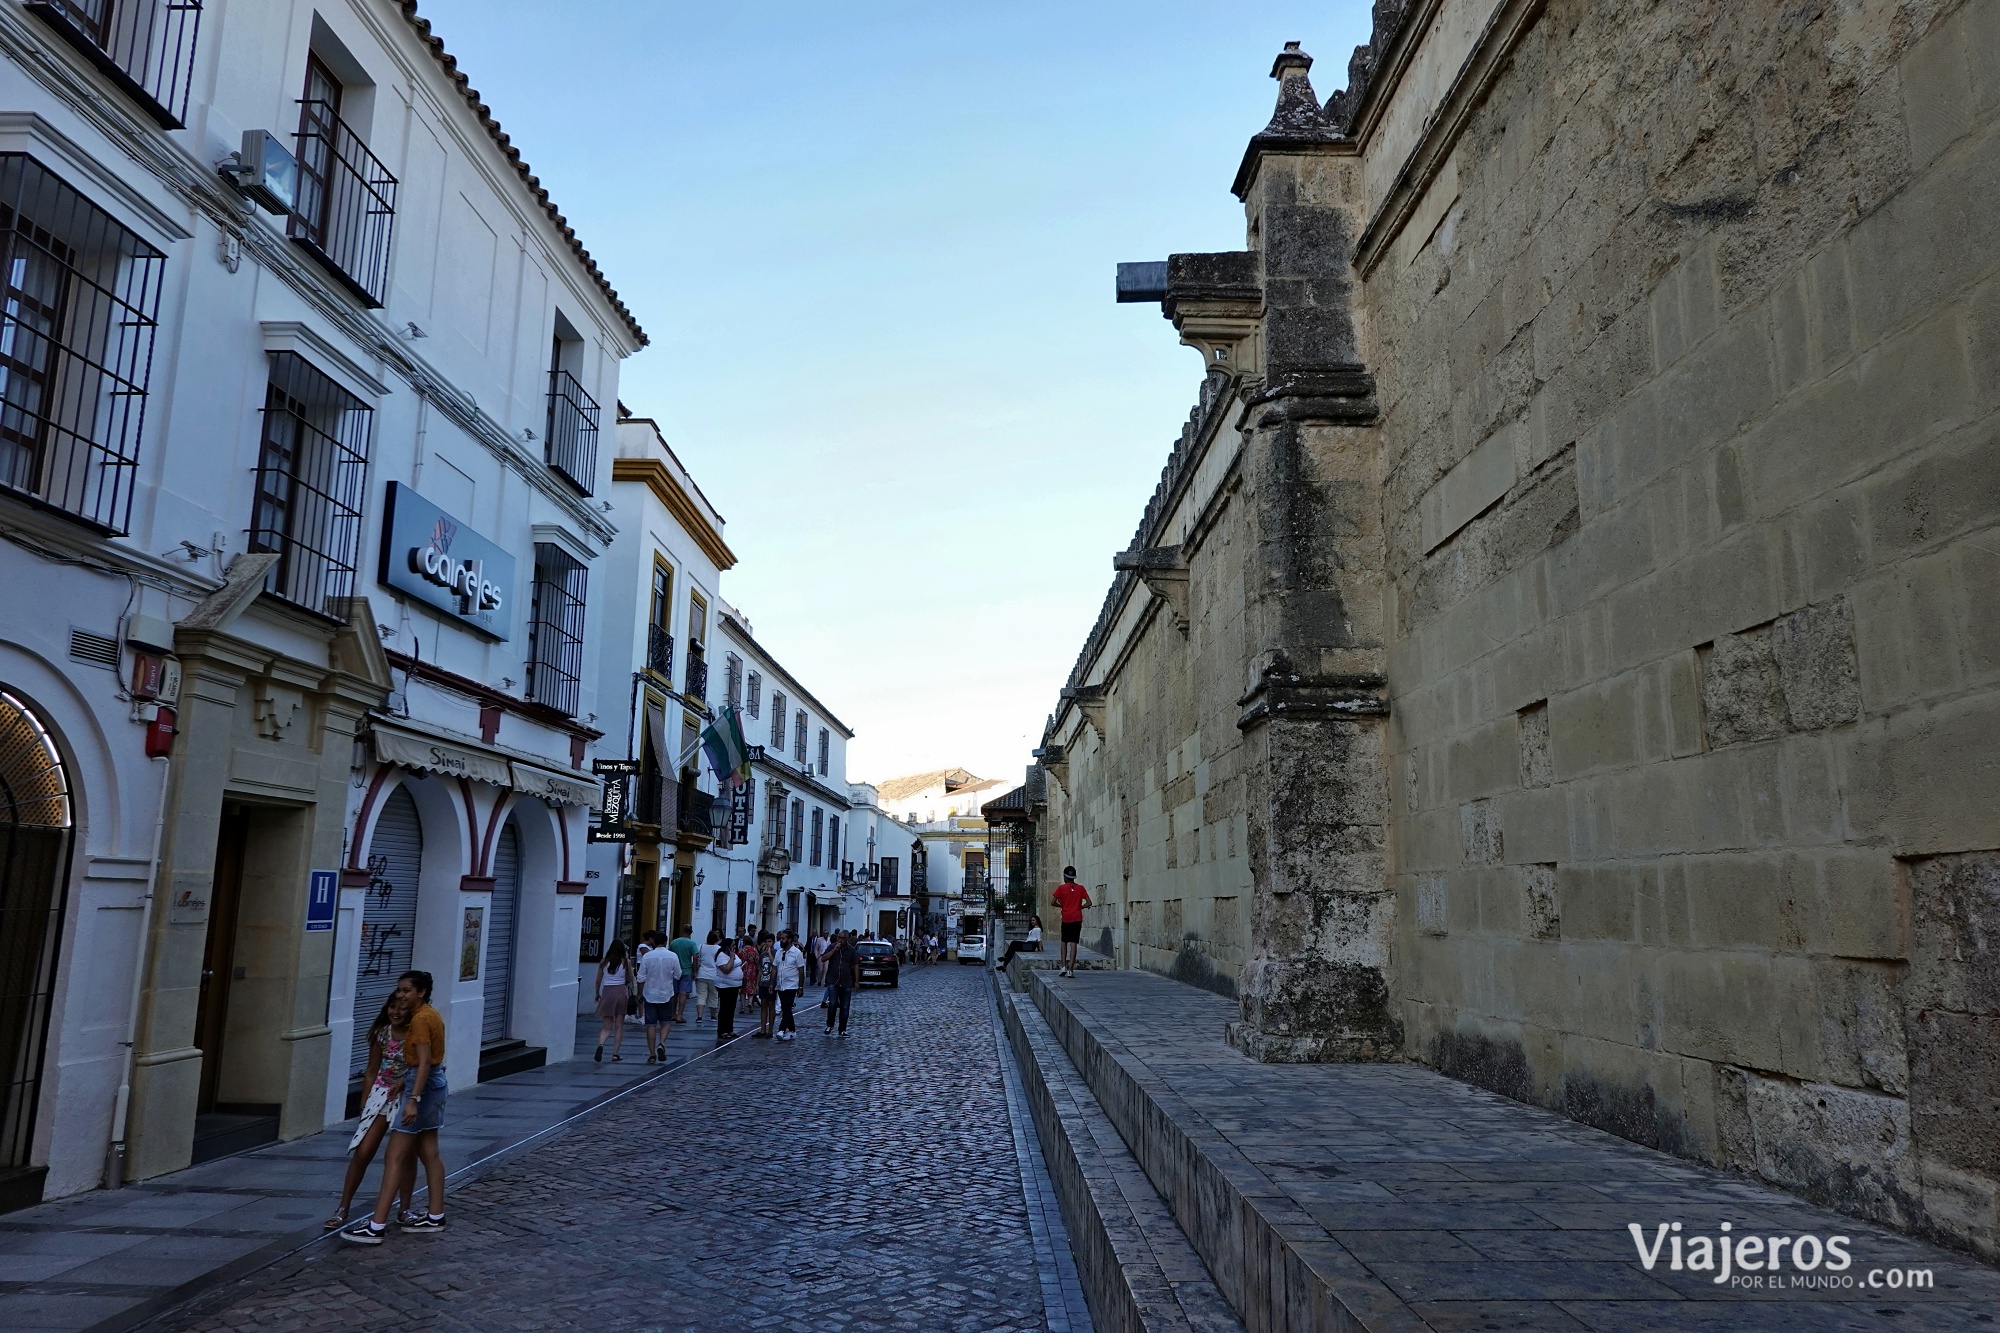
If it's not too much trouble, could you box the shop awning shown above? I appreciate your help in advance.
[371,721,513,786]
[510,761,602,808]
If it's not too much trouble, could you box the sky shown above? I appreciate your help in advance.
[415,0,1374,786]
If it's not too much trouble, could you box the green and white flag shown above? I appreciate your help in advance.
[699,704,751,788]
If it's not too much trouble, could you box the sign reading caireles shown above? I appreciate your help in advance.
[379,481,515,638]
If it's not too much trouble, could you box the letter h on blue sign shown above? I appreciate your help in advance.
[306,869,338,932]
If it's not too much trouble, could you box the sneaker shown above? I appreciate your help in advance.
[400,1214,447,1235]
[339,1222,385,1245]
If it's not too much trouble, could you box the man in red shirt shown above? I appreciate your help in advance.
[1051,867,1092,978]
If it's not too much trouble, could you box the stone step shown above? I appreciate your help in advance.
[997,971,1243,1333]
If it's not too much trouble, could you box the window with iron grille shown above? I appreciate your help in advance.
[545,359,599,494]
[789,798,804,861]
[526,543,587,715]
[0,155,164,536]
[764,788,785,850]
[793,710,807,763]
[248,352,371,616]
[769,693,785,749]
[644,561,672,677]
[725,653,743,709]
[827,816,839,873]
[817,728,829,776]
[746,671,761,718]
[810,807,823,867]
[27,1,203,129]
[288,57,397,308]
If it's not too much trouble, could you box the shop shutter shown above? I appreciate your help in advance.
[482,822,520,1044]
[351,787,421,1080]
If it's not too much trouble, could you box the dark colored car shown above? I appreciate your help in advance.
[855,940,900,988]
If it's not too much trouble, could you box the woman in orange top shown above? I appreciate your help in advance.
[341,970,450,1244]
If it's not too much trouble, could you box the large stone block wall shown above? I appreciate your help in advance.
[1373,0,1999,1256]
[1038,0,1997,1256]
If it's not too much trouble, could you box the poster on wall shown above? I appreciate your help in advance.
[579,897,606,964]
[460,906,484,981]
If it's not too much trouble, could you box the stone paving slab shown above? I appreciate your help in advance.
[0,1011,717,1333]
[1026,969,2000,1333]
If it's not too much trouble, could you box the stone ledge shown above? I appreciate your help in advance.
[996,971,1243,1333]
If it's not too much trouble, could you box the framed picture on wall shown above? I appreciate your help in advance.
[461,905,484,981]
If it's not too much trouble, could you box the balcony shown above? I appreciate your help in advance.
[645,624,673,679]
[28,1,202,129]
[684,650,707,703]
[545,369,599,495]
[677,788,716,844]
[633,769,664,829]
[288,99,397,308]
[0,154,166,536]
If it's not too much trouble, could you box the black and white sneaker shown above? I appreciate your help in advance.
[400,1214,447,1235]
[338,1222,386,1245]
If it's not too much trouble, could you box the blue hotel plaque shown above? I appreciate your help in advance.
[378,481,515,639]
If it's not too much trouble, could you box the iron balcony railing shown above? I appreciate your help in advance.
[645,624,673,678]
[633,769,664,829]
[685,650,707,702]
[288,99,396,308]
[545,369,599,495]
[677,788,717,840]
[0,154,165,535]
[27,1,202,128]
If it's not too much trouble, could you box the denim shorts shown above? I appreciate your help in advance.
[644,1000,674,1024]
[393,1067,447,1135]
[675,975,693,994]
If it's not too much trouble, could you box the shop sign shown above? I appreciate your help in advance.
[379,481,515,638]
[580,897,606,964]
[509,761,601,808]
[305,868,337,932]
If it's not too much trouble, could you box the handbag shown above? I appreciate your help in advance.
[625,989,640,1016]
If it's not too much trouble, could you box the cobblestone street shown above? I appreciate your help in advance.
[162,965,1082,1333]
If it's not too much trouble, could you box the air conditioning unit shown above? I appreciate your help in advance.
[221,130,299,215]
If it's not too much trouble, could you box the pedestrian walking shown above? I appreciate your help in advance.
[341,970,449,1244]
[669,926,698,1022]
[695,929,723,1023]
[737,930,762,1037]
[712,935,743,1040]
[326,992,415,1231]
[821,930,857,1036]
[753,930,778,1038]
[774,929,806,1041]
[593,938,632,1062]
[996,915,1044,970]
[636,930,682,1063]
[1053,867,1092,977]
[810,930,829,986]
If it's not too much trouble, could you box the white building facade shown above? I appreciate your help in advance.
[0,0,641,1206]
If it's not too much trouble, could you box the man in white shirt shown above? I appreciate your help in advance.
[636,931,682,1063]
[773,929,808,1042]
[695,930,723,1023]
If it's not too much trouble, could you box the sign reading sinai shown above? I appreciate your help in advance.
[379,481,516,638]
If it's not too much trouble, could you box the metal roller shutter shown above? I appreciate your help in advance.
[482,822,519,1044]
[350,787,421,1081]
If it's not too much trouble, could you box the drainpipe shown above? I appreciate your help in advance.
[105,745,173,1189]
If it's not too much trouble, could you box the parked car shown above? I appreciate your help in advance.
[955,934,986,965]
[855,940,900,987]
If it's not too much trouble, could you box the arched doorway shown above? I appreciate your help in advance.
[0,690,73,1199]
[482,820,520,1045]
[350,786,421,1085]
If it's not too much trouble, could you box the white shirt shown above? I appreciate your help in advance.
[713,948,742,989]
[1027,925,1042,943]
[696,942,721,982]
[775,944,806,991]
[636,947,681,1003]
[812,935,828,958]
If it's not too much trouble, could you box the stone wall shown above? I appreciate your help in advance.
[1038,0,1999,1256]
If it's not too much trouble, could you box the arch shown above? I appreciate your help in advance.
[499,797,569,1056]
[0,688,76,1174]
[0,647,126,859]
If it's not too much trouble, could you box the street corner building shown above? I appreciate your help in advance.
[1030,0,2000,1259]
[0,0,643,1206]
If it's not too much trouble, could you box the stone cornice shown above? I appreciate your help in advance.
[1236,668,1390,731]
[611,457,738,571]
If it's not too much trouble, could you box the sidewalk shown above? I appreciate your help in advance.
[0,1010,725,1332]
[1020,968,2000,1332]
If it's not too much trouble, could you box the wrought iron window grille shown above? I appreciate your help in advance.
[288,98,396,308]
[645,623,673,678]
[26,1,202,129]
[526,542,587,716]
[247,351,372,617]
[544,368,599,495]
[0,155,164,536]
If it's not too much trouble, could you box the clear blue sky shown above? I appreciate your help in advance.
[415,0,1373,783]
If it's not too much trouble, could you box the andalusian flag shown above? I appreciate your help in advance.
[700,704,751,788]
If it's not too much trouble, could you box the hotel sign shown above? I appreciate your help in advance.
[379,481,515,638]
